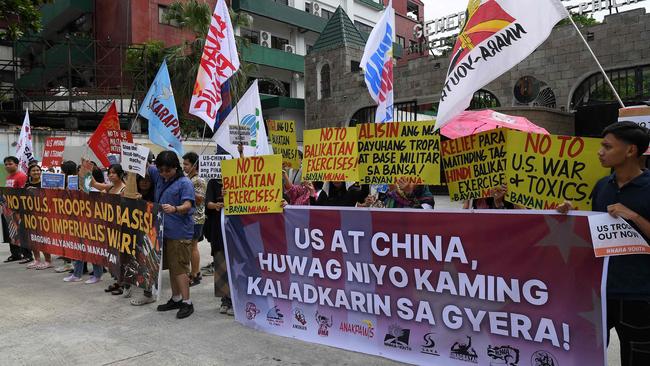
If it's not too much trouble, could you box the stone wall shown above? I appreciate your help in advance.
[305,8,650,132]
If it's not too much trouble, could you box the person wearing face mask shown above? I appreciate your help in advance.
[148,151,196,319]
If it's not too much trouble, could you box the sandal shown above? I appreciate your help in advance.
[105,283,120,293]
[111,288,124,295]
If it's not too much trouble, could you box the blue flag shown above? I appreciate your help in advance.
[139,60,184,155]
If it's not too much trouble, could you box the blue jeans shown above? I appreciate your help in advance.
[73,260,103,279]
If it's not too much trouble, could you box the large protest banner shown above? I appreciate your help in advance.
[0,188,163,293]
[268,120,300,170]
[505,131,608,210]
[223,207,606,366]
[221,154,283,215]
[442,130,507,201]
[303,127,359,182]
[357,121,440,185]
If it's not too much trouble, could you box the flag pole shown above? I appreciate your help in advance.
[567,15,625,108]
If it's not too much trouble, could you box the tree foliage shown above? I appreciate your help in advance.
[0,0,50,40]
[558,13,600,27]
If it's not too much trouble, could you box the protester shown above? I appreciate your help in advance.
[557,122,650,366]
[64,164,107,284]
[282,165,315,205]
[203,177,233,315]
[182,152,206,287]
[2,156,32,263]
[149,151,196,319]
[24,163,53,270]
[130,172,156,306]
[317,182,367,207]
[54,160,79,273]
[360,180,435,209]
[463,185,514,210]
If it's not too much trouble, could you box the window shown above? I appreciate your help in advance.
[305,2,311,13]
[271,35,289,50]
[571,65,650,109]
[259,79,289,97]
[397,36,406,49]
[351,61,361,72]
[320,64,331,99]
[240,28,260,44]
[406,1,420,21]
[354,21,374,35]
[158,5,178,27]
[470,89,501,110]
[321,9,333,20]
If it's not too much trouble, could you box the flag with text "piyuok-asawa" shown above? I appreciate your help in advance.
[434,0,568,131]
[360,0,395,123]
[138,59,184,156]
[189,0,240,130]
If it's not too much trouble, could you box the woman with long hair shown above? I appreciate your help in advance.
[24,164,53,270]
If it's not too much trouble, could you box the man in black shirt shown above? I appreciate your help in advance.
[564,121,650,366]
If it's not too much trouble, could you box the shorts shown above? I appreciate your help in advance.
[162,238,192,276]
[193,224,204,241]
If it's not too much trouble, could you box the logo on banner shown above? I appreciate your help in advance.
[449,0,516,71]
[315,312,333,337]
[339,320,375,339]
[383,325,411,351]
[531,351,558,366]
[292,308,307,330]
[450,336,478,363]
[245,302,260,320]
[240,110,261,147]
[420,333,440,356]
[487,345,519,365]
[266,306,284,326]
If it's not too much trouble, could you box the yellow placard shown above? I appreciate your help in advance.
[267,120,300,169]
[442,129,507,201]
[303,127,359,182]
[357,121,441,185]
[505,131,609,210]
[221,154,283,215]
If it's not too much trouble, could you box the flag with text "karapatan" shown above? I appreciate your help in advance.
[189,0,240,130]
[434,0,568,131]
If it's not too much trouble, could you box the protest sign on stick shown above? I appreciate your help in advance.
[221,154,282,215]
[505,131,608,210]
[199,155,232,180]
[357,121,440,185]
[120,143,150,178]
[267,120,299,170]
[42,137,66,168]
[303,127,359,182]
[41,172,65,189]
[442,129,507,201]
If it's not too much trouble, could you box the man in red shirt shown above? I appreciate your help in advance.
[3,156,31,263]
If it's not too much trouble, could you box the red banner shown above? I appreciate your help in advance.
[41,137,66,167]
[107,129,134,155]
[88,102,120,167]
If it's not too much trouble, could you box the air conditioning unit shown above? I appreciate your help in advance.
[284,44,295,53]
[312,2,321,16]
[259,31,272,48]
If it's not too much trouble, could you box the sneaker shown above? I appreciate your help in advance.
[157,298,182,312]
[202,266,214,276]
[131,295,155,306]
[35,262,53,270]
[226,307,234,316]
[176,302,194,319]
[55,263,74,273]
[201,262,213,270]
[18,257,34,264]
[219,304,228,314]
[85,276,101,284]
[3,255,22,263]
[123,286,133,298]
[26,261,41,269]
[63,275,82,282]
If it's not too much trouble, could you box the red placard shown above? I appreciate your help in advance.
[88,102,120,167]
[106,129,134,155]
[41,137,66,167]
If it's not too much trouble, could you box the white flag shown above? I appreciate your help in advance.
[360,0,395,123]
[213,80,272,157]
[435,0,568,130]
[16,110,36,173]
[189,0,240,130]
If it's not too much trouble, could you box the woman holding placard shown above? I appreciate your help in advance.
[24,163,53,270]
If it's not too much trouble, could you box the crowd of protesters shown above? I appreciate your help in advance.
[1,122,649,365]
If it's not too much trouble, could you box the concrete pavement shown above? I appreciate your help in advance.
[0,241,622,366]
